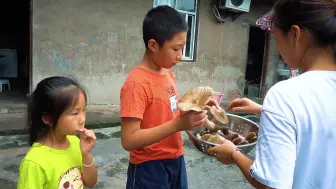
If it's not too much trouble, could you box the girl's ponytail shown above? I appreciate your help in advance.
[27,91,48,146]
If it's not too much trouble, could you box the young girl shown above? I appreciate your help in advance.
[17,76,98,189]
[209,0,336,188]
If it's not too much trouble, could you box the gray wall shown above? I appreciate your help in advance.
[32,0,275,105]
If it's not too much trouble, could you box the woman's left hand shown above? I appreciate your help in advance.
[207,139,237,165]
[79,129,97,155]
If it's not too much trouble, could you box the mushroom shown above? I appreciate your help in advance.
[207,134,226,144]
[204,119,216,130]
[208,105,229,125]
[178,86,230,131]
[199,129,211,136]
[178,86,214,112]
[232,135,249,145]
[178,86,218,130]
[203,105,229,131]
[245,132,257,143]
[217,129,224,137]
[201,133,212,141]
[223,131,239,141]
[221,127,229,135]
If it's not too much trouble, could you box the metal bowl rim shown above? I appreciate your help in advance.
[186,113,259,148]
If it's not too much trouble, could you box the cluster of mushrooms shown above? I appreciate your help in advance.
[178,86,258,145]
[196,128,258,145]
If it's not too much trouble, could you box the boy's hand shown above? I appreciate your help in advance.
[79,128,97,155]
[176,110,207,131]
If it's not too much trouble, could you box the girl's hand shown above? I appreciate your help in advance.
[228,98,262,114]
[207,139,237,165]
[79,129,96,154]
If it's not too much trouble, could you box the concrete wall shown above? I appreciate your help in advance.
[32,0,274,105]
[264,37,279,95]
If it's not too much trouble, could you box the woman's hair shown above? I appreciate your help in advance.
[27,76,87,146]
[272,0,336,59]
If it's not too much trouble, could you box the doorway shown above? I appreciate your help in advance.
[244,26,267,98]
[0,0,31,108]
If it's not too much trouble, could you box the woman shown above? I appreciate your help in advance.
[208,0,336,188]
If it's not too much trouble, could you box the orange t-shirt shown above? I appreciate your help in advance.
[120,66,183,164]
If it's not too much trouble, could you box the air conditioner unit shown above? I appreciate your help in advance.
[218,0,251,13]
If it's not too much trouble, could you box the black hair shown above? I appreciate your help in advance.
[272,0,336,59]
[142,5,189,48]
[27,76,87,146]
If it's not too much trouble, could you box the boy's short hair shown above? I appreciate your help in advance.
[143,5,189,48]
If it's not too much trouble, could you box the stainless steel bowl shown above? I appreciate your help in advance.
[186,113,259,156]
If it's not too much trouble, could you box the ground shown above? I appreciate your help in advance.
[0,126,256,189]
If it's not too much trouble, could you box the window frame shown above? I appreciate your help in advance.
[153,0,199,61]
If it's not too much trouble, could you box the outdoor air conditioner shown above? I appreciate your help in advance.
[218,0,251,13]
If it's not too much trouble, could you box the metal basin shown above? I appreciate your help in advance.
[186,113,259,156]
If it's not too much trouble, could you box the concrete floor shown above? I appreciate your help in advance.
[0,127,255,189]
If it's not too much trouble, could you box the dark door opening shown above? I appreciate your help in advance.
[244,26,267,97]
[0,0,31,106]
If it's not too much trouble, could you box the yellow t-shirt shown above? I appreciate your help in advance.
[17,135,84,189]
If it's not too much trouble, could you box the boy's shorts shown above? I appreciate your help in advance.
[126,155,188,189]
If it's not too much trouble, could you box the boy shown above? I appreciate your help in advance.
[120,5,217,189]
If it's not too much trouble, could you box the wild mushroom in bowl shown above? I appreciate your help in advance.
[186,113,259,156]
[177,86,259,155]
[178,86,228,131]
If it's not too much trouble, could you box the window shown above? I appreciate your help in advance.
[153,0,198,61]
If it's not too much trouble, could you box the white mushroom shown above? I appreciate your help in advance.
[202,105,230,131]
[204,119,216,130]
[209,105,229,124]
[178,86,214,112]
[178,87,230,131]
[207,134,226,144]
[178,86,217,130]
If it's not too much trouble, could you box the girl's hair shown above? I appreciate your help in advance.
[27,76,87,146]
[272,0,336,59]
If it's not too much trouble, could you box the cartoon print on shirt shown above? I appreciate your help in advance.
[58,167,83,189]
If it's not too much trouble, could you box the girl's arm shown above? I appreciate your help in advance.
[82,152,97,188]
[231,152,273,189]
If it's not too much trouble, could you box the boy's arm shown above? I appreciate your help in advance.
[120,79,195,151]
[121,117,181,151]
[120,79,209,151]
[120,80,183,151]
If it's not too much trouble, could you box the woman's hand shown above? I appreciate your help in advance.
[228,98,262,114]
[79,129,97,155]
[207,139,237,165]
